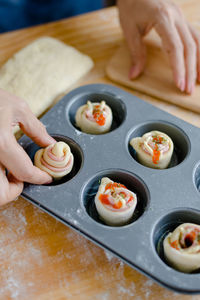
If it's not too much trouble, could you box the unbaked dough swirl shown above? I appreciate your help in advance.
[163,223,200,272]
[95,177,137,226]
[34,141,74,179]
[130,130,174,169]
[75,100,112,134]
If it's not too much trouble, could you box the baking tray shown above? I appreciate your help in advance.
[20,84,200,294]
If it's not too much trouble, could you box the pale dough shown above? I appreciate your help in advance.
[34,141,74,179]
[75,100,112,134]
[130,131,174,169]
[0,36,94,133]
[163,223,200,273]
[95,177,137,226]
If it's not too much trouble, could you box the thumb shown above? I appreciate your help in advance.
[127,27,146,79]
[7,173,24,202]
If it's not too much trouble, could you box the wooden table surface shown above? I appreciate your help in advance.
[1,1,200,299]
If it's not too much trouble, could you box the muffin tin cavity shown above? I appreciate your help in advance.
[194,163,200,193]
[67,91,126,134]
[25,135,83,186]
[81,169,149,227]
[127,121,190,169]
[153,209,200,273]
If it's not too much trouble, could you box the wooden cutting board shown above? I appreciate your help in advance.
[106,27,200,113]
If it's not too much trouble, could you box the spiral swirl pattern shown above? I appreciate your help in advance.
[75,101,112,134]
[34,141,74,179]
[95,177,137,226]
[130,130,174,169]
[163,223,200,272]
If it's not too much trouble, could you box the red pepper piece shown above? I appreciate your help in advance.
[170,240,179,250]
[152,144,160,164]
[127,195,134,203]
[99,194,110,205]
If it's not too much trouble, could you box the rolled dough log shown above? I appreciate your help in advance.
[163,223,200,273]
[75,100,112,134]
[130,131,174,169]
[34,141,74,179]
[95,177,137,226]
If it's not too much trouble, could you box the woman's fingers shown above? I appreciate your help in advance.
[188,24,200,83]
[0,90,54,187]
[176,21,197,94]
[126,26,147,79]
[17,103,56,147]
[155,19,185,92]
[0,133,52,184]
[156,9,198,94]
[0,164,23,206]
[118,0,199,93]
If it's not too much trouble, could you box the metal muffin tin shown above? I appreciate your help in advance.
[20,84,200,294]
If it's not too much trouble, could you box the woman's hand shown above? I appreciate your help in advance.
[118,0,200,94]
[0,89,55,206]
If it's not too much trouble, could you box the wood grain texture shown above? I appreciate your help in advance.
[106,2,200,113]
[1,2,200,300]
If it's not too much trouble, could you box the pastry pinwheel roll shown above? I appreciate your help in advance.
[34,141,74,179]
[130,131,174,169]
[163,223,200,273]
[75,100,112,134]
[95,177,137,226]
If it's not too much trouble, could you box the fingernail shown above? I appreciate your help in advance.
[129,66,135,79]
[180,79,185,92]
[45,178,53,184]
[178,79,185,92]
[129,65,139,79]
